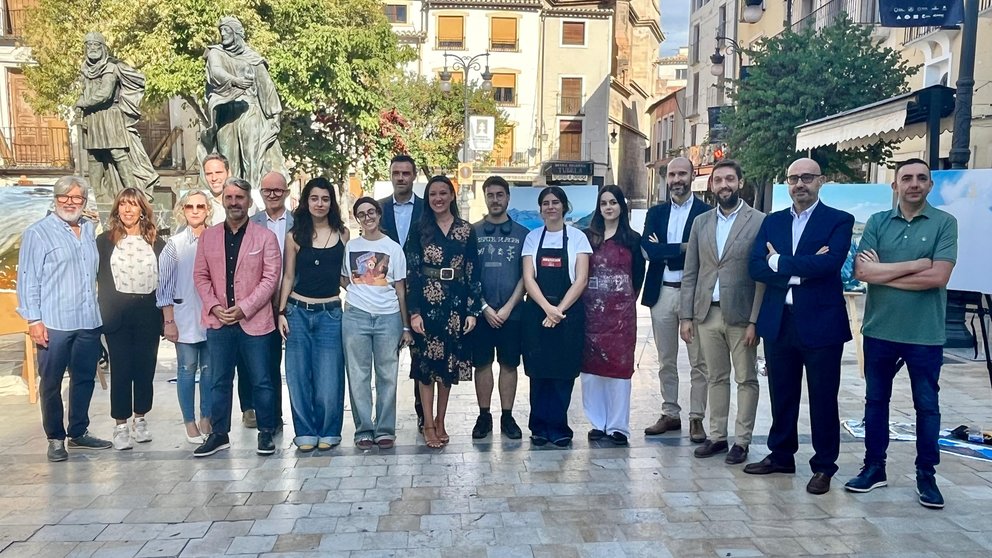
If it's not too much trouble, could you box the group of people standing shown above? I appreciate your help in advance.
[16,151,956,511]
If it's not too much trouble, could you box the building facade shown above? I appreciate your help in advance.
[656,46,688,97]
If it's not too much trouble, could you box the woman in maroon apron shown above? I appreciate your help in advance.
[581,185,645,446]
[522,187,592,447]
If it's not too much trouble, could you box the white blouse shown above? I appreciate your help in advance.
[110,235,158,294]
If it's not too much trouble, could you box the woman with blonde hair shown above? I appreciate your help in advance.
[97,188,166,450]
[157,190,214,443]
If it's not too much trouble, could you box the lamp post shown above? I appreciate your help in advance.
[439,51,493,216]
[710,36,744,79]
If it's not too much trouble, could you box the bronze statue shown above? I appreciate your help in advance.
[201,16,286,189]
[75,32,159,203]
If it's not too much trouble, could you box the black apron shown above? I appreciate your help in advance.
[522,227,584,380]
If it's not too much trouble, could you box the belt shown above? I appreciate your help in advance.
[422,266,462,281]
[711,301,720,307]
[287,298,341,312]
[662,281,682,288]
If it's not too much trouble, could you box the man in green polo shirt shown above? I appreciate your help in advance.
[844,158,957,509]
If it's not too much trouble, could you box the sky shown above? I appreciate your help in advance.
[660,1,690,55]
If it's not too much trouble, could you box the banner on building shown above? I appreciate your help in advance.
[879,0,964,28]
[468,116,495,152]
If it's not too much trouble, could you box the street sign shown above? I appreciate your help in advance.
[469,116,495,151]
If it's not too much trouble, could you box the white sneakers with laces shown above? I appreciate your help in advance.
[113,424,132,450]
[133,417,152,443]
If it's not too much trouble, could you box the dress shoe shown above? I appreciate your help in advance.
[806,473,831,495]
[693,439,728,458]
[501,414,523,439]
[608,432,629,446]
[530,435,549,446]
[552,437,572,448]
[587,429,606,441]
[743,456,796,475]
[472,412,493,439]
[689,419,706,443]
[644,415,681,436]
[257,431,276,455]
[916,472,944,509]
[844,462,887,493]
[242,409,257,428]
[725,444,749,465]
[47,439,68,462]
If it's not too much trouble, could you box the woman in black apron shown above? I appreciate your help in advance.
[521,187,592,447]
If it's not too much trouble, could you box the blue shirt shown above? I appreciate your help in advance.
[393,196,415,247]
[16,213,102,331]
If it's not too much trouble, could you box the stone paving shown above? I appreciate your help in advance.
[0,306,991,557]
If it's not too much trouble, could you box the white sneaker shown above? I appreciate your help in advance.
[132,418,152,443]
[113,424,132,450]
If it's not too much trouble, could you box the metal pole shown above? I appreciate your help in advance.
[462,72,470,163]
[949,0,978,169]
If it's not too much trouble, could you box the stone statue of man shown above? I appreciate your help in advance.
[202,16,286,189]
[75,32,159,203]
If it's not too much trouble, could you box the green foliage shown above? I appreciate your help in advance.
[724,15,919,184]
[22,0,408,181]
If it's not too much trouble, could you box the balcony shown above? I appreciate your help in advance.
[778,0,880,37]
[489,39,518,52]
[3,9,28,37]
[903,0,992,45]
[0,126,72,169]
[558,95,584,115]
[436,38,464,49]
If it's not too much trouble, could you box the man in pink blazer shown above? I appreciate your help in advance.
[193,177,282,457]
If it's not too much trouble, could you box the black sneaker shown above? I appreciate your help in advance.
[552,437,572,448]
[194,433,231,457]
[472,413,493,439]
[67,431,112,450]
[47,439,68,462]
[844,462,887,493]
[916,472,944,509]
[530,435,549,446]
[608,432,629,446]
[257,431,276,455]
[588,429,607,441]
[501,414,522,439]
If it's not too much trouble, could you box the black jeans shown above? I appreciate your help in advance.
[105,303,161,420]
[38,327,103,440]
[528,377,575,442]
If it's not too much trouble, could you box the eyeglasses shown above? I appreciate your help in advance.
[355,209,379,221]
[184,203,207,211]
[260,188,287,197]
[55,194,85,204]
[786,173,821,185]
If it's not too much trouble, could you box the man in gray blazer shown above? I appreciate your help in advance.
[249,170,295,431]
[680,159,765,465]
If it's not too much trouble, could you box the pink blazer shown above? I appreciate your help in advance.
[193,221,282,336]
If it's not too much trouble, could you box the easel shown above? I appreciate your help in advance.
[844,292,865,377]
[966,293,992,390]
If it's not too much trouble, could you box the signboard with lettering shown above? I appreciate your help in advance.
[879,0,964,27]
[541,161,595,185]
[468,115,495,152]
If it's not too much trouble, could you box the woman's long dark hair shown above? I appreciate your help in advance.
[418,175,459,247]
[108,187,157,245]
[586,184,639,250]
[292,177,343,248]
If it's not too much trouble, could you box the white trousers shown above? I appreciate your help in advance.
[580,373,632,437]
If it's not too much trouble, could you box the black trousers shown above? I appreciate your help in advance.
[105,296,162,420]
[764,309,844,476]
[528,377,575,442]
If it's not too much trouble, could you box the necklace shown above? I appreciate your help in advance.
[313,229,333,266]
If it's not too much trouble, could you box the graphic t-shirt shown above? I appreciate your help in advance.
[473,218,530,319]
[341,235,407,315]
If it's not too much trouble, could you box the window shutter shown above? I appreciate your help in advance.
[438,16,464,43]
[562,21,585,45]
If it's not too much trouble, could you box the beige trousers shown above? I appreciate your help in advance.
[695,305,758,446]
[650,286,708,419]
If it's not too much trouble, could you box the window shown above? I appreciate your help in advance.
[675,68,688,80]
[437,15,464,49]
[562,21,585,46]
[690,24,700,63]
[559,120,583,160]
[490,17,518,51]
[559,77,583,114]
[492,73,516,105]
[718,4,727,39]
[494,126,515,166]
[383,4,407,24]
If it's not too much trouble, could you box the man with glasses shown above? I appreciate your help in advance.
[17,176,113,461]
[747,157,854,495]
[250,171,294,432]
[469,176,529,440]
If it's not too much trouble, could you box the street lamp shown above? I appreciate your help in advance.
[438,51,493,215]
[710,36,744,78]
[742,0,765,24]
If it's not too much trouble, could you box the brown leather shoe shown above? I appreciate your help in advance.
[806,472,831,495]
[688,419,706,443]
[644,415,681,436]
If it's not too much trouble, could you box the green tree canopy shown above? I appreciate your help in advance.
[724,15,919,184]
[23,0,408,181]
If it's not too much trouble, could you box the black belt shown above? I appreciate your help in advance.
[422,266,462,281]
[287,298,341,312]
[663,281,682,288]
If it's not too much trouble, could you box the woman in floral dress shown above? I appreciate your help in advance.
[406,176,483,448]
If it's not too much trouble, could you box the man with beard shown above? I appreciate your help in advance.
[469,176,529,439]
[193,177,282,457]
[641,157,712,443]
[17,176,113,461]
[747,158,854,495]
[680,159,765,466]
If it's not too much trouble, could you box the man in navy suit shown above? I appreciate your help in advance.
[746,157,854,495]
[377,154,426,430]
[641,157,712,442]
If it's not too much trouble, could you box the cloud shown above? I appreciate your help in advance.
[660,1,690,56]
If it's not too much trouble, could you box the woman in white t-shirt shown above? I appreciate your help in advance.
[521,186,592,448]
[341,197,414,450]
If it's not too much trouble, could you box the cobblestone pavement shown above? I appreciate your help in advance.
[0,306,991,557]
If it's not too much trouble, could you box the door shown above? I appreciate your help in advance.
[7,69,70,167]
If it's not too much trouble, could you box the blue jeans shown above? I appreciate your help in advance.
[863,336,943,474]
[176,341,212,424]
[37,327,102,440]
[343,305,402,443]
[285,303,345,447]
[207,324,276,434]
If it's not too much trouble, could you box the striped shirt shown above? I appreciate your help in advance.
[16,213,102,331]
[155,231,182,308]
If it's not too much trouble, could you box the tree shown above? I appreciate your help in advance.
[22,0,407,181]
[724,15,919,184]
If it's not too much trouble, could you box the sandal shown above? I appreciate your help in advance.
[435,421,450,445]
[423,426,443,449]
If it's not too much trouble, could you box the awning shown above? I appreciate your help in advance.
[795,85,955,152]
